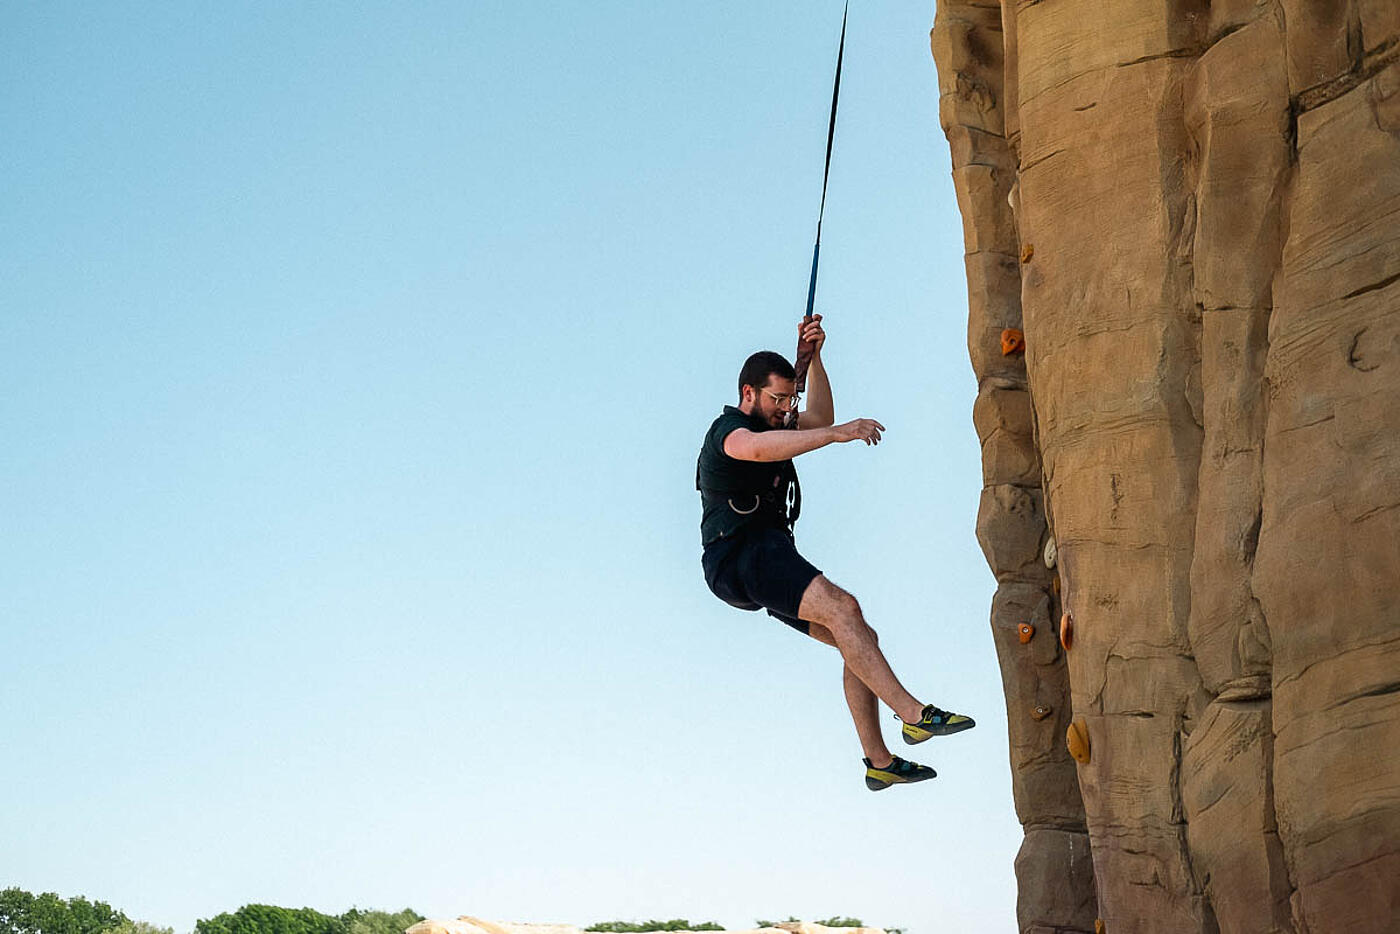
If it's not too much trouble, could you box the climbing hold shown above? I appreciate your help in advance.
[1060,611,1074,651]
[1067,717,1090,764]
[1001,328,1026,356]
[1031,704,1053,721]
[1095,921,1105,934]
[1018,622,1035,644]
[1020,243,1034,263]
[1051,575,1061,597]
[1043,536,1057,569]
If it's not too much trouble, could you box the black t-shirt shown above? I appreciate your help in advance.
[695,405,800,546]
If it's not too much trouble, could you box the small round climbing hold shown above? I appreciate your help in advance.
[1067,717,1090,764]
[1001,327,1026,356]
[1031,704,1053,721]
[1020,243,1034,263]
[1018,622,1035,644]
[1043,535,1057,569]
[1060,611,1074,651]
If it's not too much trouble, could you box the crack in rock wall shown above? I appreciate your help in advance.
[930,2,1400,932]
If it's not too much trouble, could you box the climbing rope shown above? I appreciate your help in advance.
[794,0,848,394]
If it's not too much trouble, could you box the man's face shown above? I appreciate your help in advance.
[746,374,799,428]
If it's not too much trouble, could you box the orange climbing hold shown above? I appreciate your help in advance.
[1001,328,1026,356]
[1095,921,1105,934]
[1020,243,1034,263]
[1060,611,1074,651]
[1067,717,1090,764]
[1018,622,1035,644]
[1031,704,1053,721]
[1051,575,1061,596]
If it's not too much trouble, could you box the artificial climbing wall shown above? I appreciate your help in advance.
[930,2,1400,933]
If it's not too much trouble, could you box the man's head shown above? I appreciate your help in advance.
[737,350,799,428]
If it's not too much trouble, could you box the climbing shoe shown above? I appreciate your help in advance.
[899,704,976,744]
[864,755,937,791]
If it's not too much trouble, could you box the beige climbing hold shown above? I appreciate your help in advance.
[1067,717,1090,764]
[1043,535,1057,569]
[1060,611,1074,651]
[1031,704,1053,721]
[1020,243,1034,263]
[1018,622,1035,644]
[1001,327,1026,356]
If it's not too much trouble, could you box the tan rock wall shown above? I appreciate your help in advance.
[932,1,1400,931]
[933,3,1097,932]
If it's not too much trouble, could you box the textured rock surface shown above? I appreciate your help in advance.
[931,1,1400,932]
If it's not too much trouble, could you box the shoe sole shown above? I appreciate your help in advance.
[902,719,977,744]
[862,761,940,795]
[866,770,938,791]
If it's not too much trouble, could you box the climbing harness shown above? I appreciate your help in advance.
[720,461,802,534]
[698,460,802,539]
[697,408,805,542]
[793,0,849,401]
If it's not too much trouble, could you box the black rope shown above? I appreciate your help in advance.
[797,1,848,391]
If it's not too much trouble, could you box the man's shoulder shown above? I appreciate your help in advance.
[708,406,757,434]
[703,407,755,458]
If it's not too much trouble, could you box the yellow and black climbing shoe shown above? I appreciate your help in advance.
[864,755,937,791]
[899,704,976,744]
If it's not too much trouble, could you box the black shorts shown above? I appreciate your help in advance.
[702,526,823,635]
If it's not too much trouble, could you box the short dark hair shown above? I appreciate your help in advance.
[738,350,795,398]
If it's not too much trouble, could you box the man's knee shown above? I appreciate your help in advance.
[800,575,863,627]
[830,588,861,622]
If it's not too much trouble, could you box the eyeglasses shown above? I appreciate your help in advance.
[760,388,802,410]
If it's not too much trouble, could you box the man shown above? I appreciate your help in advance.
[696,315,974,791]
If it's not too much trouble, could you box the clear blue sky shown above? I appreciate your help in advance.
[1,3,1018,932]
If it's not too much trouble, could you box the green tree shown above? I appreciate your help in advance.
[340,908,423,934]
[0,888,128,934]
[195,905,346,934]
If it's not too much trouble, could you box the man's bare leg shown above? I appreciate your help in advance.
[798,575,924,725]
[807,621,893,766]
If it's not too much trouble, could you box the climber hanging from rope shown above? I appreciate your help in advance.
[695,323,976,791]
[694,4,975,792]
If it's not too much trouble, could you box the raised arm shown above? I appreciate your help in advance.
[724,418,885,462]
[796,315,834,429]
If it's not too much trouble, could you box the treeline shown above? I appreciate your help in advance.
[1,890,898,934]
[195,907,422,934]
[0,891,419,934]
[0,889,137,934]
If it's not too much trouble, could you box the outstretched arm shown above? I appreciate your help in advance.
[796,315,834,429]
[724,418,885,463]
